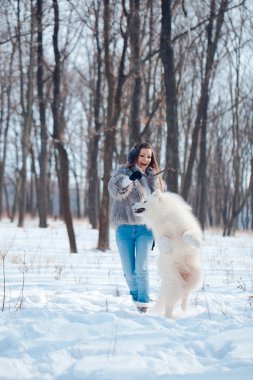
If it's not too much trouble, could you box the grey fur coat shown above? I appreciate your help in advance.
[108,164,162,227]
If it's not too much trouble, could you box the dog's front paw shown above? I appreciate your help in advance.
[182,232,200,248]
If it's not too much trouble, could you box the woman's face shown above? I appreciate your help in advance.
[136,148,152,172]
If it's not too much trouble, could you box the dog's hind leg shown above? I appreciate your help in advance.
[150,283,168,316]
[164,289,182,318]
[164,297,177,318]
[164,303,173,318]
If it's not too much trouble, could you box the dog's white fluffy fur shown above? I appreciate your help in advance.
[133,189,203,318]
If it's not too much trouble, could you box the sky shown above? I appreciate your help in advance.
[0,218,252,380]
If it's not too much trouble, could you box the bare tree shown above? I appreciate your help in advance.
[98,0,128,250]
[51,0,77,253]
[0,0,252,235]
[160,0,179,193]
[222,7,253,235]
[17,0,35,227]
[224,158,253,235]
[182,0,229,230]
[36,0,48,228]
[0,43,15,219]
[87,1,103,229]
[126,0,142,145]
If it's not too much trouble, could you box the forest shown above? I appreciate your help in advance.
[0,0,252,252]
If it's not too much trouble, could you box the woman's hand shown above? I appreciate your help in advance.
[129,170,142,181]
[121,170,142,188]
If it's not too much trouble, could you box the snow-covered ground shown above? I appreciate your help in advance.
[0,218,252,380]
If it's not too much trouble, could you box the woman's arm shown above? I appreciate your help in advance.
[108,167,134,200]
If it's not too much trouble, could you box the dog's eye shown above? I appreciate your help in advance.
[144,200,147,203]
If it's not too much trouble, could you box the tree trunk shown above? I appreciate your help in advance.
[56,143,77,247]
[30,146,39,216]
[0,44,15,219]
[87,1,102,229]
[18,1,35,227]
[98,0,114,251]
[72,166,81,218]
[224,158,253,235]
[37,0,48,228]
[98,0,128,250]
[128,0,141,145]
[52,0,77,253]
[251,187,253,230]
[160,0,179,193]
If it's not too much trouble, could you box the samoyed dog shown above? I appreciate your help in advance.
[133,189,203,318]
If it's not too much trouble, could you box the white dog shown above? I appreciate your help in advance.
[133,189,203,318]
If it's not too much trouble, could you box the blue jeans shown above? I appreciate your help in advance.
[116,224,153,304]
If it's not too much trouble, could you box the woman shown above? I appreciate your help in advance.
[108,142,164,312]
